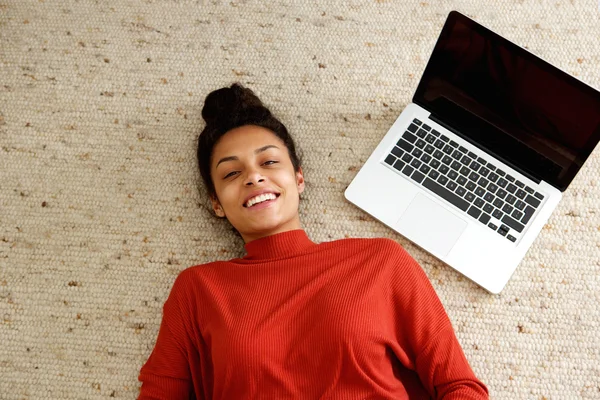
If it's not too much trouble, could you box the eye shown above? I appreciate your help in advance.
[224,171,237,179]
[264,160,278,165]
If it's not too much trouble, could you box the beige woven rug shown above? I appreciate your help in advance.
[1,1,599,398]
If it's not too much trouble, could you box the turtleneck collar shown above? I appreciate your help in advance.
[242,229,317,261]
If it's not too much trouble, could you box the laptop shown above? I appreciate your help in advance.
[344,11,600,294]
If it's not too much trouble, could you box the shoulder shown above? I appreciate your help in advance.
[324,236,413,260]
[168,260,230,295]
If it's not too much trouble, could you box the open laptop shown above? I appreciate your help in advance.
[344,11,600,293]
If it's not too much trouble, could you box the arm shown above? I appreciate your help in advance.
[138,277,194,399]
[388,242,489,399]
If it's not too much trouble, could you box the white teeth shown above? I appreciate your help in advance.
[246,193,277,207]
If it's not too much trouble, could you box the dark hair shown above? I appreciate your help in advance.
[197,82,302,202]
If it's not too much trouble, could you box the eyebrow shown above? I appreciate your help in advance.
[216,145,280,168]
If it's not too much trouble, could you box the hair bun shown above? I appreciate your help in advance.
[202,83,265,127]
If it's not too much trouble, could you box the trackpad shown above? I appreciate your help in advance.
[395,193,467,258]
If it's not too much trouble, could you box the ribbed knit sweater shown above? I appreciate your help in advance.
[138,229,489,399]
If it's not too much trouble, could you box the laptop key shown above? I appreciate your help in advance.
[496,169,506,177]
[534,192,544,200]
[443,145,454,154]
[465,192,476,202]
[515,200,526,210]
[434,139,445,149]
[451,161,462,170]
[449,140,459,148]
[474,198,485,208]
[460,166,471,176]
[407,124,419,133]
[505,194,516,205]
[475,187,486,197]
[384,154,396,166]
[425,134,436,144]
[502,204,514,214]
[442,155,452,165]
[402,132,417,144]
[428,169,440,180]
[515,189,527,199]
[525,186,534,194]
[412,148,423,158]
[497,226,508,236]
[484,193,494,202]
[433,149,444,159]
[496,189,507,199]
[437,175,449,185]
[524,195,541,208]
[392,159,405,172]
[478,178,489,188]
[419,164,431,175]
[411,170,425,184]
[466,181,476,191]
[416,129,428,138]
[487,183,498,193]
[512,209,524,220]
[413,118,422,125]
[506,183,517,194]
[479,167,490,177]
[487,172,499,182]
[458,146,468,153]
[522,205,535,224]
[501,214,524,233]
[440,135,450,142]
[497,178,508,188]
[470,162,481,172]
[483,203,494,214]
[401,153,413,163]
[506,175,515,182]
[493,198,504,209]
[467,151,477,159]
[397,139,414,153]
[430,159,441,169]
[402,165,414,176]
[477,157,487,165]
[492,209,503,219]
[488,222,498,230]
[479,213,491,225]
[439,165,450,174]
[452,150,463,160]
[457,176,468,186]
[416,139,426,149]
[487,164,496,171]
[447,181,458,191]
[467,206,482,219]
[391,146,404,158]
[422,178,470,212]
[410,159,422,169]
[421,154,432,164]
[461,155,472,165]
[469,172,480,182]
[455,187,467,197]
[431,129,440,137]
[507,235,516,242]
[422,124,432,131]
[448,170,459,180]
[424,144,435,154]
[515,180,525,188]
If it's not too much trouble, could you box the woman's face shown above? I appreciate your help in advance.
[210,125,305,243]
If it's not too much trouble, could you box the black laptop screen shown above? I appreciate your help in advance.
[413,11,600,191]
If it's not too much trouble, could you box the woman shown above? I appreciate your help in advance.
[138,83,489,399]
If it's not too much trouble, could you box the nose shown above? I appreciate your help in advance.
[245,168,265,186]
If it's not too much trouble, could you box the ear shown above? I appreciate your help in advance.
[296,167,305,195]
[210,195,226,218]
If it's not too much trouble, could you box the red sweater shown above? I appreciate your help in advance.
[138,229,488,399]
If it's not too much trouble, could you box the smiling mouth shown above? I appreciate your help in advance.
[243,193,281,208]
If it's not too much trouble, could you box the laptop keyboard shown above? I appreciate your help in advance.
[383,118,545,243]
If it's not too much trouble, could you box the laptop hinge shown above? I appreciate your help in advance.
[428,114,542,185]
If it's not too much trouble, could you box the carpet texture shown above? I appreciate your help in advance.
[1,0,599,399]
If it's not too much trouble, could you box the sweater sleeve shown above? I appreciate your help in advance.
[388,241,489,399]
[138,275,194,400]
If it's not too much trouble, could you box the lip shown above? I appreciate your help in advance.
[242,190,281,208]
[245,195,279,211]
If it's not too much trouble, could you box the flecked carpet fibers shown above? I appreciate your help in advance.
[1,1,599,399]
